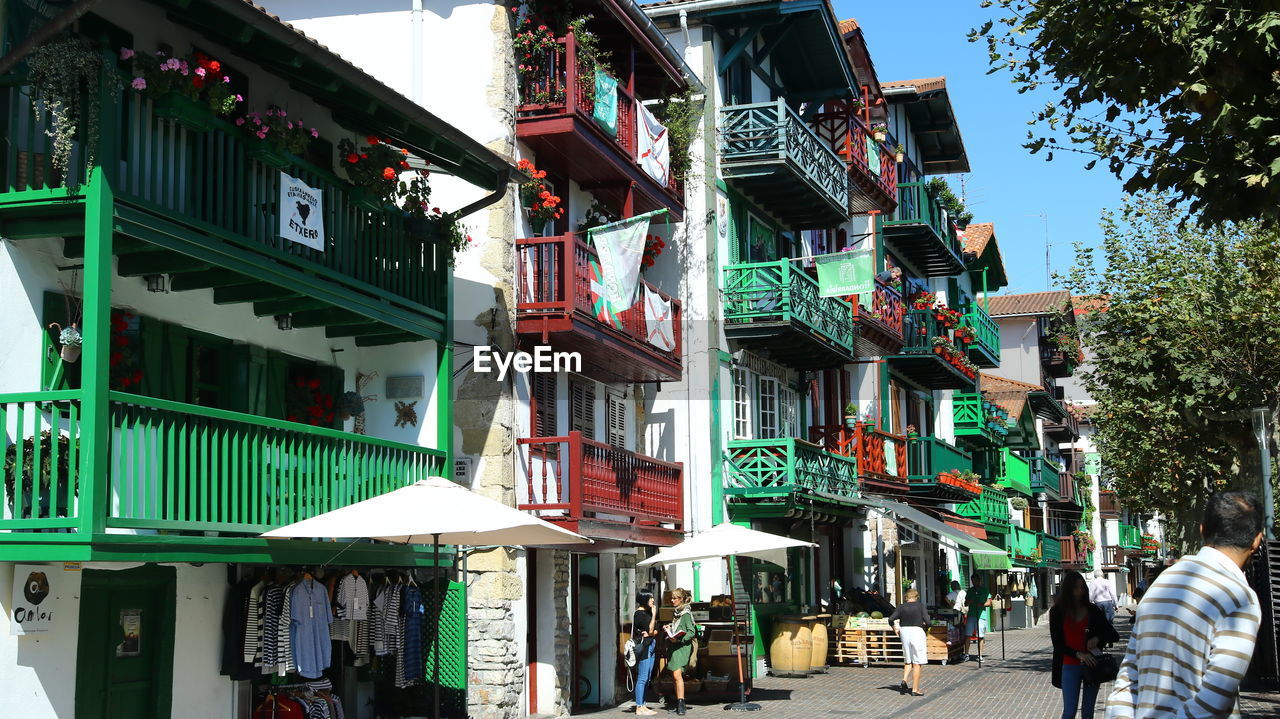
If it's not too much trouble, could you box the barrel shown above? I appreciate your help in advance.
[810,614,831,673]
[767,615,812,677]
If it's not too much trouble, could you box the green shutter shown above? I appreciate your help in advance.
[229,344,270,416]
[324,363,344,429]
[265,351,288,420]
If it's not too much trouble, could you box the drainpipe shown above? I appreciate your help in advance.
[412,0,424,104]
[680,9,691,49]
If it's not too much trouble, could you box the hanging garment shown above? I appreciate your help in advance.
[252,695,307,719]
[261,585,285,672]
[369,586,386,656]
[289,577,334,679]
[278,580,297,675]
[399,583,425,688]
[221,579,255,679]
[335,573,370,621]
[245,580,267,665]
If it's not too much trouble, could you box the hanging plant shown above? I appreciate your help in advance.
[26,36,113,190]
[57,325,82,363]
[1010,496,1029,511]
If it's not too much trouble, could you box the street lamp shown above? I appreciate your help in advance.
[1249,408,1276,539]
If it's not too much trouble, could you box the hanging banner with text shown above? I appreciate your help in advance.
[280,172,325,251]
[10,564,57,635]
[815,249,874,298]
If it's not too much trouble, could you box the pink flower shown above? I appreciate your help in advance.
[131,77,146,90]
[287,121,294,129]
[195,67,206,77]
[235,94,243,102]
[278,109,287,117]
[223,76,231,83]
[178,60,189,75]
[119,48,135,60]
[235,117,245,126]
[310,128,318,138]
[256,130,267,139]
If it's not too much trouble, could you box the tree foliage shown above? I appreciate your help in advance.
[974,1,1280,226]
[1064,194,1280,540]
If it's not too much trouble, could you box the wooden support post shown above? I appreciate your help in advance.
[78,166,113,535]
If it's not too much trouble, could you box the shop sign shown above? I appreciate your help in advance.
[280,172,325,250]
[10,564,57,635]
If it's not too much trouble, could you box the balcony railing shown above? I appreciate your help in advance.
[1059,537,1090,567]
[0,79,448,316]
[956,486,1011,528]
[719,100,851,227]
[723,260,857,368]
[1,391,444,533]
[1118,523,1143,549]
[725,438,859,498]
[892,309,976,388]
[881,182,965,277]
[1099,490,1121,515]
[961,304,1001,367]
[1041,534,1063,566]
[809,423,908,492]
[517,431,684,535]
[1044,411,1081,441]
[515,32,682,203]
[1009,525,1040,562]
[852,278,906,356]
[953,392,1010,447]
[515,233,682,382]
[908,435,973,478]
[997,449,1032,496]
[1031,457,1062,497]
[809,103,898,213]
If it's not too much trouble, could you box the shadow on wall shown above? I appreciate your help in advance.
[1,564,84,717]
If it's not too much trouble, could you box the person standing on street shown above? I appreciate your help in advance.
[1105,491,1265,719]
[632,591,659,716]
[1088,571,1119,623]
[664,588,698,716]
[963,574,992,659]
[1051,570,1120,719]
[889,588,930,697]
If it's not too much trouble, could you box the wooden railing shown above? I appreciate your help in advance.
[953,392,1010,446]
[907,435,973,479]
[2,391,445,533]
[1031,456,1062,496]
[956,486,1011,527]
[809,102,898,206]
[997,449,1032,496]
[852,278,905,342]
[1099,490,1121,515]
[515,233,682,364]
[1101,545,1123,567]
[723,260,857,356]
[719,100,851,213]
[808,423,908,486]
[1009,525,1040,561]
[962,303,1001,360]
[516,33,679,195]
[725,438,859,498]
[1118,523,1143,549]
[517,431,683,528]
[0,79,449,316]
[884,182,963,258]
[1041,534,1063,566]
[1059,537,1090,566]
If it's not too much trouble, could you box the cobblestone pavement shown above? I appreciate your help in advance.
[594,620,1279,719]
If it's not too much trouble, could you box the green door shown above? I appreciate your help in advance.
[75,565,176,719]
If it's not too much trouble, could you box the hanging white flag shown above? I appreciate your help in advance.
[644,286,676,352]
[279,172,324,251]
[589,211,663,313]
[637,102,670,186]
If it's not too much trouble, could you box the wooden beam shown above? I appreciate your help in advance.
[718,22,770,76]
[251,297,331,317]
[212,283,296,304]
[756,15,800,65]
[356,333,422,347]
[117,252,211,277]
[168,270,254,292]
[324,323,406,339]
[1,216,85,240]
[289,309,367,328]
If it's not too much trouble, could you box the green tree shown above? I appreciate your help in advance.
[1064,194,1280,545]
[974,1,1280,226]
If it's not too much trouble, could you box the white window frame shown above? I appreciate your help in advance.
[733,368,753,439]
[779,385,800,439]
[758,377,780,439]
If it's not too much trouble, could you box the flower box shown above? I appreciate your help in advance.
[348,186,387,212]
[153,92,214,132]
[246,138,293,171]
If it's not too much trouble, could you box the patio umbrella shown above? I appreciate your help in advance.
[262,477,590,719]
[639,524,817,712]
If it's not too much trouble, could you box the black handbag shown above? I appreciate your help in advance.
[1083,653,1120,685]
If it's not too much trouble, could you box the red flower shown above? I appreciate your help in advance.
[287,414,299,423]
[309,379,321,389]
[400,161,410,169]
[132,370,144,383]
[366,135,380,145]
[382,167,396,180]
[208,60,221,73]
[401,148,410,156]
[360,153,368,159]
[346,153,359,164]
[192,76,204,89]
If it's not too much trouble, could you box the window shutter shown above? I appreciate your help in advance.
[607,393,627,448]
[570,379,595,440]
[532,373,557,437]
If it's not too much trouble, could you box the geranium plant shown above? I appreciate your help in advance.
[237,105,317,154]
[642,234,666,269]
[338,136,413,203]
[517,158,563,230]
[120,47,242,116]
[910,291,936,310]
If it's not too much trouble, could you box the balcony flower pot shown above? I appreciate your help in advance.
[873,131,886,142]
[246,138,293,171]
[348,186,386,212]
[57,324,82,363]
[895,151,904,163]
[153,92,214,132]
[844,415,858,430]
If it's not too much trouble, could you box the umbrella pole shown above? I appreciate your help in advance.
[434,533,442,719]
[726,556,760,712]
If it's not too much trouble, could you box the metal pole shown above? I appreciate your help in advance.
[434,533,442,719]
[1252,409,1276,539]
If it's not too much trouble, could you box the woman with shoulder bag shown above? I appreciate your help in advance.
[1050,570,1120,719]
[664,588,698,716]
[631,591,659,716]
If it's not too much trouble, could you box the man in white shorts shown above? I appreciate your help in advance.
[889,588,930,696]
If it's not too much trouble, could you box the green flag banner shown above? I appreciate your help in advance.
[815,249,874,298]
[593,71,618,137]
[866,136,881,176]
[589,209,666,312]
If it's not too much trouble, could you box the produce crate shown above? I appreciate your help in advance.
[830,627,904,667]
[926,625,964,664]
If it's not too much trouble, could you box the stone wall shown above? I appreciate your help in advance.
[551,550,572,716]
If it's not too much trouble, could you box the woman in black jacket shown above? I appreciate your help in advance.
[1050,570,1119,719]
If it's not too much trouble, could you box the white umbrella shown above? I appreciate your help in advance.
[261,476,591,546]
[638,523,815,712]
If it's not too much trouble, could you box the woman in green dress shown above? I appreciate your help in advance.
[665,588,697,716]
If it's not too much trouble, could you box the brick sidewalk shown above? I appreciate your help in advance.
[594,620,1278,719]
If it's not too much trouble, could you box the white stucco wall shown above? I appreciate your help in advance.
[995,316,1041,386]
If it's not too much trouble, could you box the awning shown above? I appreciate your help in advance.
[878,500,1012,571]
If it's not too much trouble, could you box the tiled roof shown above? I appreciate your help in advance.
[986,291,1071,317]
[962,223,994,255]
[979,373,1042,419]
[1072,296,1109,315]
[881,77,947,94]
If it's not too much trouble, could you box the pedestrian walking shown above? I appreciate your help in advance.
[1088,571,1118,623]
[663,588,698,716]
[963,574,993,659]
[1105,491,1265,719]
[632,591,659,716]
[889,588,930,697]
[1051,570,1120,719]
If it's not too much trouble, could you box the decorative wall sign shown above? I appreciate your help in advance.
[10,564,55,635]
[116,609,141,657]
[385,374,424,400]
[279,172,325,251]
[394,400,418,428]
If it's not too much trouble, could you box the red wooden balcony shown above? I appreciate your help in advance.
[810,100,899,215]
[1058,536,1090,568]
[517,431,683,545]
[809,422,909,495]
[517,32,683,220]
[515,233,682,383]
[1099,490,1121,517]
[1100,545,1124,568]
[851,278,905,357]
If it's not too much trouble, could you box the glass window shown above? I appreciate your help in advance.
[733,368,752,439]
[779,385,799,439]
[758,377,779,439]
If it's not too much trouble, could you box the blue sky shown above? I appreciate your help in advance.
[836,0,1127,294]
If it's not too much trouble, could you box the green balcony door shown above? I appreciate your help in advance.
[75,565,176,719]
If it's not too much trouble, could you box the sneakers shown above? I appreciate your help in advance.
[636,707,658,716]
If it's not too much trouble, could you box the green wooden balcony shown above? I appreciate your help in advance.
[952,393,1010,449]
[723,261,857,369]
[995,449,1032,497]
[1118,523,1143,549]
[725,438,859,500]
[1008,525,1040,566]
[1040,534,1062,567]
[881,182,965,277]
[955,485,1010,528]
[889,310,976,390]
[809,423,909,496]
[719,100,851,229]
[1,391,443,535]
[961,304,1001,368]
[906,435,979,501]
[1031,457,1062,499]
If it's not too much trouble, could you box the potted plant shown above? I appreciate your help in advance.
[26,36,111,189]
[120,47,242,131]
[56,324,82,362]
[340,135,410,210]
[339,391,365,421]
[844,402,858,429]
[861,409,878,432]
[905,424,919,440]
[517,158,563,234]
[894,143,905,163]
[1010,496,1029,511]
[4,430,78,519]
[239,106,318,169]
[870,122,888,142]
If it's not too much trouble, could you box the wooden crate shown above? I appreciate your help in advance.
[926,625,964,664]
[830,627,904,667]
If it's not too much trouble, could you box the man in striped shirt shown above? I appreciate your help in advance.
[1105,491,1265,719]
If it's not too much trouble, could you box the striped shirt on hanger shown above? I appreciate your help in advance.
[1105,546,1261,719]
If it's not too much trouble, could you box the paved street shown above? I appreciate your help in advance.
[601,621,1280,719]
